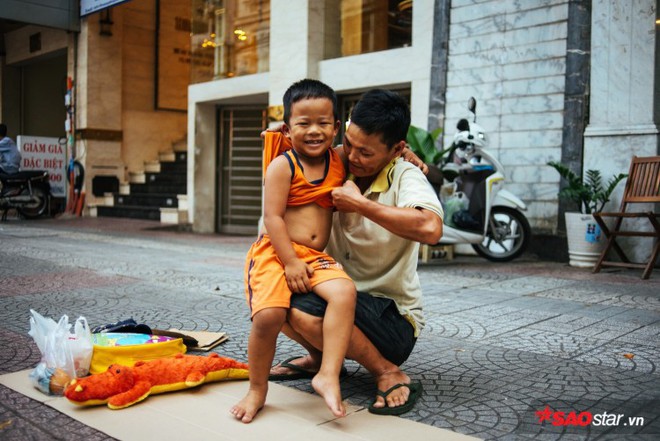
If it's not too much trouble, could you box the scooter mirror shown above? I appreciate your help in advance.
[468,97,476,113]
[457,119,470,131]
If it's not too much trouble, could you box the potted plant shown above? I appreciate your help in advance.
[406,125,450,192]
[407,125,444,165]
[547,161,628,267]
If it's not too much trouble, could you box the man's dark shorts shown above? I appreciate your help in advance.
[289,291,416,366]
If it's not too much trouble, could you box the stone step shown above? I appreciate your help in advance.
[115,193,180,208]
[143,171,187,185]
[96,149,188,224]
[159,161,187,174]
[159,151,187,163]
[160,207,189,224]
[96,205,161,221]
[144,160,161,173]
[129,182,187,194]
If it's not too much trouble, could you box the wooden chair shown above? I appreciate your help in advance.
[593,156,660,279]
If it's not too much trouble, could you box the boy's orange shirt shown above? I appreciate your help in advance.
[263,132,345,209]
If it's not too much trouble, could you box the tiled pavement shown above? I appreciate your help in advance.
[0,217,658,440]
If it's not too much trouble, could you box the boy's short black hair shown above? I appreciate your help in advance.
[283,79,339,125]
[0,123,7,137]
[349,89,411,149]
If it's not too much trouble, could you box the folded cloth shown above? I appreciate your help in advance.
[91,318,152,335]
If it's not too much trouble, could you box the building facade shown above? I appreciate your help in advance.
[1,0,657,260]
[1,0,189,212]
[187,0,659,263]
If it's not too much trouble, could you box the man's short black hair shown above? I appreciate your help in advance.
[0,123,7,137]
[283,79,339,125]
[349,89,411,149]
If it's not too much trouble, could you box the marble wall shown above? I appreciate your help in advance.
[584,0,658,262]
[444,0,570,231]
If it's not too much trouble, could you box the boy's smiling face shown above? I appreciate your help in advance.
[284,98,339,159]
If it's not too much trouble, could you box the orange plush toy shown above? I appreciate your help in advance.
[64,353,249,409]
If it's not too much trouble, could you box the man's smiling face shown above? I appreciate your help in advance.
[343,122,402,178]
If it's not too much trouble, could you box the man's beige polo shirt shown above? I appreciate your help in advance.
[326,158,444,336]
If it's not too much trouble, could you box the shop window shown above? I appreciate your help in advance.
[325,0,412,59]
[191,0,270,83]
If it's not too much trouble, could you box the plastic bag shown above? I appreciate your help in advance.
[443,192,469,227]
[439,182,457,204]
[27,309,93,395]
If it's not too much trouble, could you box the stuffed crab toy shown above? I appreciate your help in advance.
[64,353,249,409]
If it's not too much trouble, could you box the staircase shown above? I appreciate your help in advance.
[92,151,188,224]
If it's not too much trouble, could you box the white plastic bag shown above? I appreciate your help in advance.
[443,191,470,227]
[27,309,93,395]
[439,182,457,204]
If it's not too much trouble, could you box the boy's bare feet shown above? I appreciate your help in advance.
[311,372,346,418]
[230,388,266,423]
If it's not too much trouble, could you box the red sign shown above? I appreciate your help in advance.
[17,136,67,198]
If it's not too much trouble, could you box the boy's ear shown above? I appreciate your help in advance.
[282,123,291,138]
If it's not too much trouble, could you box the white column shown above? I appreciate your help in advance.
[269,0,324,106]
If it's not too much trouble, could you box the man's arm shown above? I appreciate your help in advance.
[331,180,442,244]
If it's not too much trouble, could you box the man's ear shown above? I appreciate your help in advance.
[391,140,406,158]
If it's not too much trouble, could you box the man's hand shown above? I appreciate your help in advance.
[284,258,314,293]
[332,181,365,213]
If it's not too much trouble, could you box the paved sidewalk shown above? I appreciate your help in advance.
[0,217,658,440]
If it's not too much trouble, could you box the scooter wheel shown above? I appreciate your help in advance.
[17,185,49,219]
[472,206,531,262]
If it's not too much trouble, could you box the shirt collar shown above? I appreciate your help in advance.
[348,158,398,193]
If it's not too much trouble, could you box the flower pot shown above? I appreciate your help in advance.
[564,212,607,268]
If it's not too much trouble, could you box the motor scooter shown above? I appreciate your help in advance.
[434,97,531,261]
[0,170,51,220]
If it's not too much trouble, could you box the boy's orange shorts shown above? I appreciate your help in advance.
[244,235,352,317]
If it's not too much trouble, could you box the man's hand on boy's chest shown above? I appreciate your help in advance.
[332,181,365,213]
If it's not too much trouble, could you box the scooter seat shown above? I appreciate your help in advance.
[0,170,48,181]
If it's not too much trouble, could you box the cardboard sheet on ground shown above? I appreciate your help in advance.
[0,370,480,441]
[167,328,228,351]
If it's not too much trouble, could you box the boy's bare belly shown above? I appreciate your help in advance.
[282,203,333,251]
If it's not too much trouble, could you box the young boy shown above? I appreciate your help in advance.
[230,79,356,424]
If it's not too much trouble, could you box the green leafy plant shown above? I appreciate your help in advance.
[406,125,444,164]
[547,161,628,214]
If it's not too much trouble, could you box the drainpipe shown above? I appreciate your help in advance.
[559,0,592,233]
[427,0,450,135]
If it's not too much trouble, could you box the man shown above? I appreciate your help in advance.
[269,89,443,415]
[0,123,21,174]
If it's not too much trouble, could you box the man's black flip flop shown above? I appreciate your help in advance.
[268,356,348,381]
[367,382,423,415]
